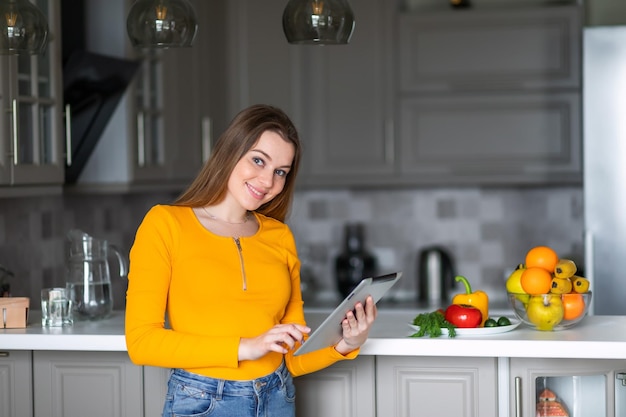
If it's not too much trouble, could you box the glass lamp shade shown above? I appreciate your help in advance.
[127,0,198,48]
[0,0,49,55]
[283,0,355,45]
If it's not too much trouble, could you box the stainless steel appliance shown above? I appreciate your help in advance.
[417,246,456,305]
[583,26,626,315]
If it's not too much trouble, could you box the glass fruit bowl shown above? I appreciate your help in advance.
[507,292,592,331]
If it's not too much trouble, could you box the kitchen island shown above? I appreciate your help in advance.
[2,310,626,417]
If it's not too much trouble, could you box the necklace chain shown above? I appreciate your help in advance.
[202,207,250,225]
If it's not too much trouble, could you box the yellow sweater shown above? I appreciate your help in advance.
[125,205,357,380]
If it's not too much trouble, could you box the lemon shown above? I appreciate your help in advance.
[506,264,526,294]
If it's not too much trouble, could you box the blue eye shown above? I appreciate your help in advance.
[275,169,287,177]
[252,157,264,166]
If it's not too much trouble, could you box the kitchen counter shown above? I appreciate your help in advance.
[2,310,626,359]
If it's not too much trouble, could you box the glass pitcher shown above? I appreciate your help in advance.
[65,230,128,320]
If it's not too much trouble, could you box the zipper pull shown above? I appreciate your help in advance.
[233,238,247,291]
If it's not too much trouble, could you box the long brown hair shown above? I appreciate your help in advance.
[174,104,301,222]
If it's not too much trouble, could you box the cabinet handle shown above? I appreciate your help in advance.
[11,99,18,165]
[201,116,212,163]
[384,119,394,164]
[617,373,626,386]
[137,112,145,167]
[515,376,522,417]
[64,104,72,166]
[0,351,8,357]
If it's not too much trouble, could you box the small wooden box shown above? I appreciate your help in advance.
[0,297,30,328]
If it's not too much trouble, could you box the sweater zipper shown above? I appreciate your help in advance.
[233,237,247,291]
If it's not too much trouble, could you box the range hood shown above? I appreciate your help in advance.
[60,0,139,184]
[63,50,139,184]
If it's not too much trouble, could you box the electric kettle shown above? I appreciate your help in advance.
[417,245,456,305]
[65,230,128,320]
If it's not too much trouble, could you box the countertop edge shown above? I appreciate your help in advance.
[3,312,626,360]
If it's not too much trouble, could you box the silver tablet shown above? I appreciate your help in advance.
[294,272,402,356]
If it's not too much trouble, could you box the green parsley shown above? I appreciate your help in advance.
[410,310,457,338]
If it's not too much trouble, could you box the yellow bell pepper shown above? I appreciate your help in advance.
[452,276,489,327]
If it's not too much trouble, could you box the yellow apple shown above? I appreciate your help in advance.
[526,294,564,331]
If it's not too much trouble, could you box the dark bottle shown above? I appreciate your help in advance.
[334,224,378,298]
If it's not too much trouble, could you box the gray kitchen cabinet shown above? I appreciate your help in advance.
[127,0,228,187]
[376,356,498,417]
[223,0,395,188]
[160,0,229,183]
[224,0,304,119]
[295,3,582,187]
[152,0,226,187]
[398,92,581,185]
[73,0,227,191]
[0,350,33,417]
[509,358,626,417]
[142,366,170,417]
[143,357,376,417]
[0,0,64,190]
[396,5,582,186]
[32,351,142,417]
[398,6,581,93]
[294,356,375,417]
[296,0,395,187]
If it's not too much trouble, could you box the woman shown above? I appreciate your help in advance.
[125,104,377,417]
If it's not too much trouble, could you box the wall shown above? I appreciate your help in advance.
[0,186,582,310]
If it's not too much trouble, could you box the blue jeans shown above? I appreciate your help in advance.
[162,361,296,417]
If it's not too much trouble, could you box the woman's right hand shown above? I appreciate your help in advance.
[238,323,311,361]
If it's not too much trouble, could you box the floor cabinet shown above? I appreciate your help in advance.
[143,356,376,417]
[376,356,498,417]
[142,366,170,417]
[0,350,33,417]
[294,356,375,417]
[509,358,626,417]
[32,351,142,417]
[5,350,626,417]
[0,0,64,190]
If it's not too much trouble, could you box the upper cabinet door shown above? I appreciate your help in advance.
[225,0,303,115]
[0,0,64,187]
[398,92,582,185]
[298,0,395,186]
[398,6,581,93]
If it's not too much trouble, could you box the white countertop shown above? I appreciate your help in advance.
[2,310,626,360]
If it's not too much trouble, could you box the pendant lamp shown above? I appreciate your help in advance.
[0,0,48,55]
[283,0,355,45]
[127,0,198,48]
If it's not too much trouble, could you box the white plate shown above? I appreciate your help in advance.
[408,318,521,336]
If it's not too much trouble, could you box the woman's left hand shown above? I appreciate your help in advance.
[333,295,377,355]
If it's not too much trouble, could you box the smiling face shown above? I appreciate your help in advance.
[226,130,296,212]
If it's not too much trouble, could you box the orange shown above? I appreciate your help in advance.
[562,293,586,320]
[520,267,553,295]
[525,246,559,273]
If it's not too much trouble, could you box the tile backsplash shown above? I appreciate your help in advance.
[0,186,583,309]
